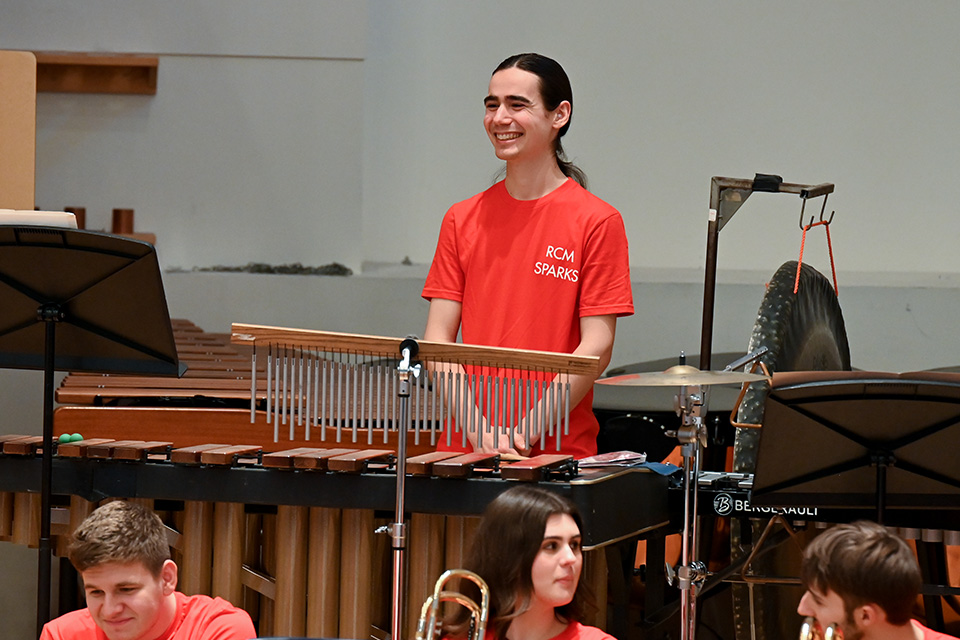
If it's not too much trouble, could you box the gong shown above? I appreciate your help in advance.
[731,260,851,640]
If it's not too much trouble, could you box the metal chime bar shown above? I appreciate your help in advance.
[232,323,599,452]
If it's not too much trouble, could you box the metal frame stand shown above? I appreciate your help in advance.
[698,175,834,371]
[674,385,709,640]
[388,338,421,640]
[689,174,833,639]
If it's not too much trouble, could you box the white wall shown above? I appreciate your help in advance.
[33,55,364,271]
[1,1,957,276]
[1,0,367,271]
[363,1,960,275]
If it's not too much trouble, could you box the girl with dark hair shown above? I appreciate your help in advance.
[422,53,634,459]
[445,486,615,640]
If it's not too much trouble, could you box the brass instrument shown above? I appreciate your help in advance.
[416,569,490,640]
[800,617,842,640]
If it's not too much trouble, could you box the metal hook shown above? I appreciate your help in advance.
[799,192,834,229]
[817,194,835,225]
[798,197,814,229]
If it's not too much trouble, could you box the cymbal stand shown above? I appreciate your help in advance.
[387,337,421,640]
[674,383,709,640]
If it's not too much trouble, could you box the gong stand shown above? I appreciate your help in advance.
[691,174,834,639]
[699,174,834,371]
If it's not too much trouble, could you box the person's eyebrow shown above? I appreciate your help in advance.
[542,534,582,542]
[484,94,534,105]
[84,580,140,590]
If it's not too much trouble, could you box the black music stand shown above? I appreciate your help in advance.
[0,226,182,634]
[750,372,960,523]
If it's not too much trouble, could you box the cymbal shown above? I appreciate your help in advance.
[596,365,769,387]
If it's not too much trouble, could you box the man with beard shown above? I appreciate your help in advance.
[798,521,955,640]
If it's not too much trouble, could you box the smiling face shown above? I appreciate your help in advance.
[483,66,569,165]
[81,560,177,640]
[529,513,583,611]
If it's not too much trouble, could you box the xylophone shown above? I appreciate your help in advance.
[0,435,669,639]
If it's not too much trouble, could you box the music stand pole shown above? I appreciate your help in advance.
[36,306,60,631]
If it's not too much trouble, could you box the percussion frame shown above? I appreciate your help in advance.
[231,323,600,456]
[696,174,834,640]
[699,175,835,372]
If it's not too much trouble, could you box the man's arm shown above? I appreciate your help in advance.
[423,297,462,344]
[569,313,617,406]
[513,314,616,454]
[424,298,518,454]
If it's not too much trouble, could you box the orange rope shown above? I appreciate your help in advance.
[794,219,839,296]
[825,223,839,294]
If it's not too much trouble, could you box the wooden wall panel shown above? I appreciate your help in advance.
[0,51,36,210]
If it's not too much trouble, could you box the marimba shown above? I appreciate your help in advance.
[6,321,672,638]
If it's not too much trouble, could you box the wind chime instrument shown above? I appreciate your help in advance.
[230,323,600,452]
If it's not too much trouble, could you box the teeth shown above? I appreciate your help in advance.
[496,133,521,140]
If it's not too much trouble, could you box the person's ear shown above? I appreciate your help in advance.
[552,101,571,130]
[855,604,882,628]
[160,559,178,595]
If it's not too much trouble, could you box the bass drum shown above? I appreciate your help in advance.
[731,261,851,640]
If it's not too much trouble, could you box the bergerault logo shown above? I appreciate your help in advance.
[712,493,819,517]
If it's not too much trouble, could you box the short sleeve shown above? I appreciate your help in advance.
[577,212,634,318]
[422,207,466,303]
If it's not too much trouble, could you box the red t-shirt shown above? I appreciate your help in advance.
[39,591,256,640]
[913,620,960,640]
[549,621,616,640]
[423,179,633,458]
[478,621,614,640]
